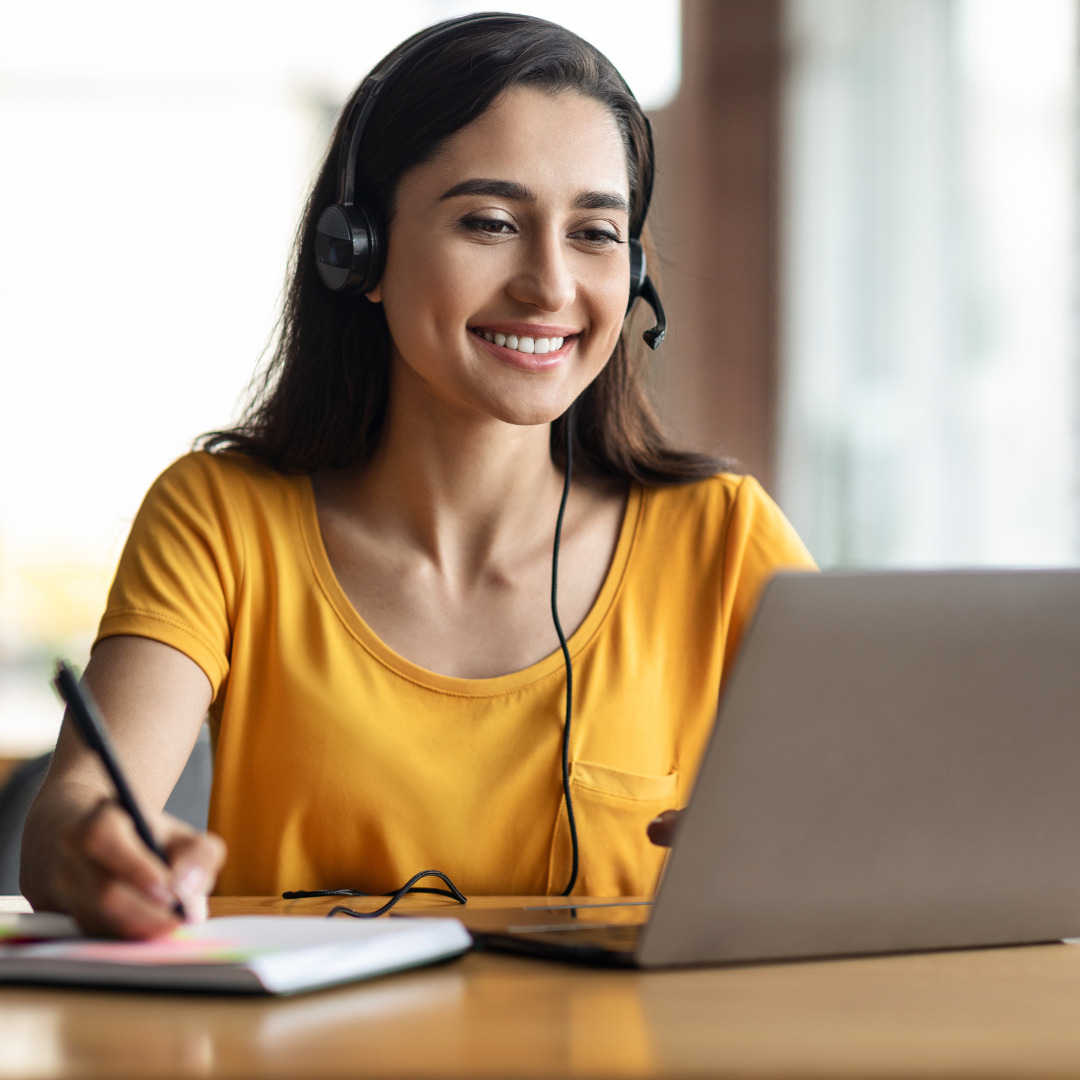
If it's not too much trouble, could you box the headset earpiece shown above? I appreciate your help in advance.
[314,202,383,294]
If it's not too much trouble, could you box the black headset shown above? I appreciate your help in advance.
[313,13,667,349]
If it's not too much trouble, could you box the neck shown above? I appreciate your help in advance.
[329,382,570,584]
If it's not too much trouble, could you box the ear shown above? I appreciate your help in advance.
[365,284,382,304]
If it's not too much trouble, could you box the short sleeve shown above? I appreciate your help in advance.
[94,453,242,694]
[719,475,817,679]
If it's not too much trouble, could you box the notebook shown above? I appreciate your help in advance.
[469,569,1080,967]
[0,913,471,994]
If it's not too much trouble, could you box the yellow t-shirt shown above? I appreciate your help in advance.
[97,451,815,897]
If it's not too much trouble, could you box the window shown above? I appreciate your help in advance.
[780,0,1077,567]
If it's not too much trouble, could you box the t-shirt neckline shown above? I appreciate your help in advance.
[297,477,644,697]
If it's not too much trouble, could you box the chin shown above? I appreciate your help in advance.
[482,389,581,428]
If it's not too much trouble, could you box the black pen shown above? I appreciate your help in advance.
[52,660,186,920]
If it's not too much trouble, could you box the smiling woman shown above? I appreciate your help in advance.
[21,13,815,939]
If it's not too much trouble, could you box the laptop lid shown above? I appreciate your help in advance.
[637,569,1080,966]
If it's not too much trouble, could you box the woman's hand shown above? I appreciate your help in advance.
[21,636,222,938]
[48,794,225,939]
[646,809,682,848]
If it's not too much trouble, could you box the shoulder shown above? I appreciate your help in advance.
[639,472,781,526]
[639,473,816,570]
[146,450,298,517]
[152,449,283,495]
[127,451,306,562]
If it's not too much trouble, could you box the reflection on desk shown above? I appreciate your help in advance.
[4,894,1080,1079]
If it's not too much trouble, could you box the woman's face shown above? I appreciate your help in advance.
[367,86,632,428]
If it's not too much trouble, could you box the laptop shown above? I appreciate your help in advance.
[466,569,1080,966]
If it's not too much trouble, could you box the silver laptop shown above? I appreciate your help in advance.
[468,569,1080,966]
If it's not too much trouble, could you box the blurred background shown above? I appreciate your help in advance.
[1,0,1075,763]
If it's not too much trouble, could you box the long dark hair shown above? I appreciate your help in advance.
[202,13,726,485]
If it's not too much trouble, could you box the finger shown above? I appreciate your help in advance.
[69,800,178,903]
[57,803,179,911]
[162,827,227,919]
[54,855,184,939]
[646,809,681,848]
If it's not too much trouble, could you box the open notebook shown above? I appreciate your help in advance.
[0,913,471,994]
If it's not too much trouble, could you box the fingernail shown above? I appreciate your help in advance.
[185,893,209,923]
[177,865,208,900]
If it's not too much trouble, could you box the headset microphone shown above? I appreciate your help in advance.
[627,238,666,349]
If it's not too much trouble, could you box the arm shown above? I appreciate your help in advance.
[21,635,226,938]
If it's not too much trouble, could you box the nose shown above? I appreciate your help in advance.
[508,229,576,313]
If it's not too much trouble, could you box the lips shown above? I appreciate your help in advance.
[469,327,575,371]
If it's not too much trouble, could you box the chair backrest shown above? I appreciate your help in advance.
[163,725,212,831]
[0,754,52,894]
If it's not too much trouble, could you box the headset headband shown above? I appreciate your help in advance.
[336,15,515,210]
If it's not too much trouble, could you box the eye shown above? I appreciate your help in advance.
[460,215,517,238]
[570,227,624,249]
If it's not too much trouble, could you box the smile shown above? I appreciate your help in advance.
[471,329,568,355]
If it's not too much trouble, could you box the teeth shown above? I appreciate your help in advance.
[477,331,566,355]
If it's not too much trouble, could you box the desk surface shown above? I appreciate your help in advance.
[4,894,1080,1079]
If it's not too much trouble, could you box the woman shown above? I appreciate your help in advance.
[22,13,814,938]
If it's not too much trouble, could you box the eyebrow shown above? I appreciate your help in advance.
[439,178,630,216]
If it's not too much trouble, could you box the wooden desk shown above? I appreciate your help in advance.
[4,894,1080,1078]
